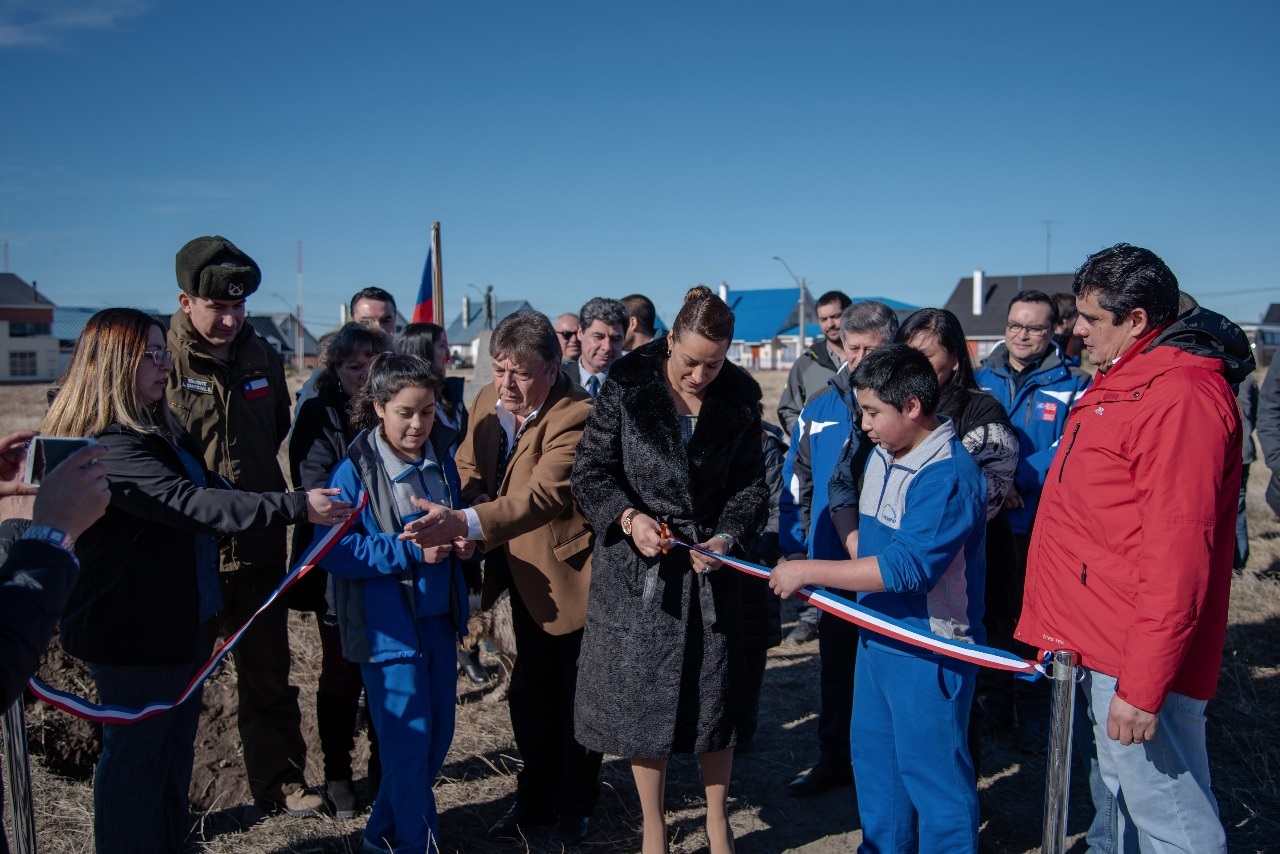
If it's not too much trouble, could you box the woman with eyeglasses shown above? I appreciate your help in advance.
[41,308,353,854]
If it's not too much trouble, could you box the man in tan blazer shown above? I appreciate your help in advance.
[403,310,600,846]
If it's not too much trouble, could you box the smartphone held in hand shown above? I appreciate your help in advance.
[23,437,98,485]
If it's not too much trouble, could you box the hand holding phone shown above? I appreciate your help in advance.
[24,437,99,486]
[31,443,111,539]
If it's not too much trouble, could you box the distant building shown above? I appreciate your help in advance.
[1248,302,1280,367]
[245,316,296,364]
[942,270,1076,360]
[444,296,535,364]
[263,312,321,368]
[0,273,59,382]
[720,283,916,370]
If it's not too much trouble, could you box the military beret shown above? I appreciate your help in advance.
[175,235,261,300]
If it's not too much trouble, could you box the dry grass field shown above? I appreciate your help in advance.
[3,365,1279,853]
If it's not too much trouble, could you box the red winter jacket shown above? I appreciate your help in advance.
[1015,316,1248,714]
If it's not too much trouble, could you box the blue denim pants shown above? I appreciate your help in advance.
[1082,669,1226,853]
[87,628,212,854]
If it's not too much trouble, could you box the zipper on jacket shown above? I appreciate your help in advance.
[1057,421,1082,483]
[1080,563,1087,586]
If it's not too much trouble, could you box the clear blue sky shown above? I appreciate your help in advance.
[2,0,1277,332]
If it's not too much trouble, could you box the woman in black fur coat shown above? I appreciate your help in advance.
[572,286,768,854]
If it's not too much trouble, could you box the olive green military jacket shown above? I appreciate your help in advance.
[166,310,292,572]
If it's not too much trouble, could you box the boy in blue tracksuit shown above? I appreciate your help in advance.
[316,354,471,854]
[770,344,987,853]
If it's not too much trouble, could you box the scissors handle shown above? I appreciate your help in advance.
[660,522,671,555]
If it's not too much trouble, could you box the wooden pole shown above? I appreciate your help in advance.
[431,222,444,327]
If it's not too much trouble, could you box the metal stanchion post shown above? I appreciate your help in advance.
[1041,649,1079,854]
[2,698,37,854]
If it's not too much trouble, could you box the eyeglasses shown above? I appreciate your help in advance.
[1006,322,1051,337]
[556,330,577,341]
[142,349,174,366]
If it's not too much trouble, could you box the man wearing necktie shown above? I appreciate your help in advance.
[561,297,627,401]
[400,310,600,846]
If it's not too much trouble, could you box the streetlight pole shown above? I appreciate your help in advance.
[773,256,807,354]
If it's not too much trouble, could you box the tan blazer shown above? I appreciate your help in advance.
[455,372,595,635]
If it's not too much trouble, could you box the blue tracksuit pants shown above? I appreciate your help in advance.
[359,614,457,854]
[851,640,979,853]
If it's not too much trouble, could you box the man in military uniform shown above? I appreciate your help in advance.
[166,235,322,816]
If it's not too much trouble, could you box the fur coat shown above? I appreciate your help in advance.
[571,338,769,758]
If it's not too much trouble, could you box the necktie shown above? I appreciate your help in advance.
[586,374,601,398]
[496,426,513,487]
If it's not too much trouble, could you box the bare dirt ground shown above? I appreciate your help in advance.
[3,366,1279,853]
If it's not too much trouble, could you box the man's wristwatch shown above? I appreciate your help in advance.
[621,509,642,537]
[23,524,76,553]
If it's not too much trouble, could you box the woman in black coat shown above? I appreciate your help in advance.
[572,287,768,854]
[41,308,351,854]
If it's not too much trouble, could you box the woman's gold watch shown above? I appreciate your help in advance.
[621,508,642,537]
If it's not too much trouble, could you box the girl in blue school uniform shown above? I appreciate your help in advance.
[317,353,471,854]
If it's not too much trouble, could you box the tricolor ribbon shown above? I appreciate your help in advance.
[29,494,368,724]
[675,539,1043,676]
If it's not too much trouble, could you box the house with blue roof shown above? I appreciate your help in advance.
[717,284,917,370]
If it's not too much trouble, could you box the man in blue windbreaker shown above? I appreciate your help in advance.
[974,290,1090,752]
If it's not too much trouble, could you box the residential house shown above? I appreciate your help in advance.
[942,270,1076,360]
[719,284,917,370]
[0,273,59,382]
[444,296,534,365]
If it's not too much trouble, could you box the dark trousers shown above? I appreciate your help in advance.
[316,617,379,786]
[88,626,214,854]
[220,566,308,803]
[816,604,858,769]
[508,582,603,818]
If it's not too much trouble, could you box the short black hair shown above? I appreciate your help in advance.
[621,294,656,335]
[852,343,939,416]
[816,290,853,312]
[1008,289,1060,328]
[1072,244,1179,329]
[349,286,397,315]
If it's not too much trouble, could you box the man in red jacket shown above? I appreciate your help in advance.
[1016,244,1253,853]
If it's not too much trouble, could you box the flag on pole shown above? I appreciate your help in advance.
[413,221,444,325]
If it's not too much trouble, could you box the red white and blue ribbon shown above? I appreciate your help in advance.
[29,494,368,724]
[675,539,1043,676]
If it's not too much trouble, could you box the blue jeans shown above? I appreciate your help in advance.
[88,629,212,854]
[851,642,979,853]
[359,615,457,854]
[1082,669,1225,853]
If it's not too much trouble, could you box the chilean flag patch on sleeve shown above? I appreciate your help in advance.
[243,378,271,400]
